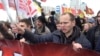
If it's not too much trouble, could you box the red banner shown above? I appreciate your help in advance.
[0,40,100,56]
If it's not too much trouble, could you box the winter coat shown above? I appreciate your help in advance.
[95,37,100,52]
[22,26,92,49]
[35,26,51,35]
[87,25,100,52]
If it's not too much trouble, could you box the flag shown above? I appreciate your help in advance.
[78,9,85,18]
[70,8,77,15]
[15,0,37,18]
[85,6,94,15]
[0,2,4,9]
[27,0,37,17]
[33,1,42,16]
[61,7,77,15]
[62,7,68,13]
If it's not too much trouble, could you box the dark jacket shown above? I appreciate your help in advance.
[23,26,91,49]
[34,26,51,35]
[95,37,100,52]
[47,15,57,32]
[87,25,100,52]
[75,16,82,31]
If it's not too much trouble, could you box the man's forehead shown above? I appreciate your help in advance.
[18,22,26,25]
[60,14,71,20]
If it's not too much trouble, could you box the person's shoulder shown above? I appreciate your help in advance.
[80,32,86,38]
[75,32,87,42]
[52,30,61,35]
[88,26,97,32]
[45,26,51,33]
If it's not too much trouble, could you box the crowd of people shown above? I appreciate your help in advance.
[0,10,100,53]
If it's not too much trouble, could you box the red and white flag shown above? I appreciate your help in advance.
[26,0,37,17]
[16,0,37,18]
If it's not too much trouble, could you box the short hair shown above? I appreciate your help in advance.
[97,10,100,16]
[51,11,55,15]
[37,16,46,24]
[19,19,32,26]
[61,12,75,21]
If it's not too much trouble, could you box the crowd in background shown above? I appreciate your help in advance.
[0,10,100,53]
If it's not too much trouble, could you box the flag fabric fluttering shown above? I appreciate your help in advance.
[15,0,37,19]
[26,0,37,17]
[0,2,4,9]
[61,6,77,15]
[85,6,94,15]
[78,9,85,18]
[33,1,42,16]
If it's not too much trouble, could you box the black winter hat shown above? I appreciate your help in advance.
[37,16,46,24]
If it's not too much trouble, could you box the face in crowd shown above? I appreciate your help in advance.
[35,19,44,28]
[18,19,32,31]
[10,24,18,33]
[59,13,75,34]
[19,22,31,31]
[56,23,61,30]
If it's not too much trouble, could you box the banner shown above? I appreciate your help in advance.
[0,40,100,56]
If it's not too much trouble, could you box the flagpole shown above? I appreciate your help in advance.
[30,16,35,28]
[14,0,20,22]
[27,0,35,28]
[1,0,13,22]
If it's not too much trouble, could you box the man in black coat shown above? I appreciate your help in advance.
[86,16,100,52]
